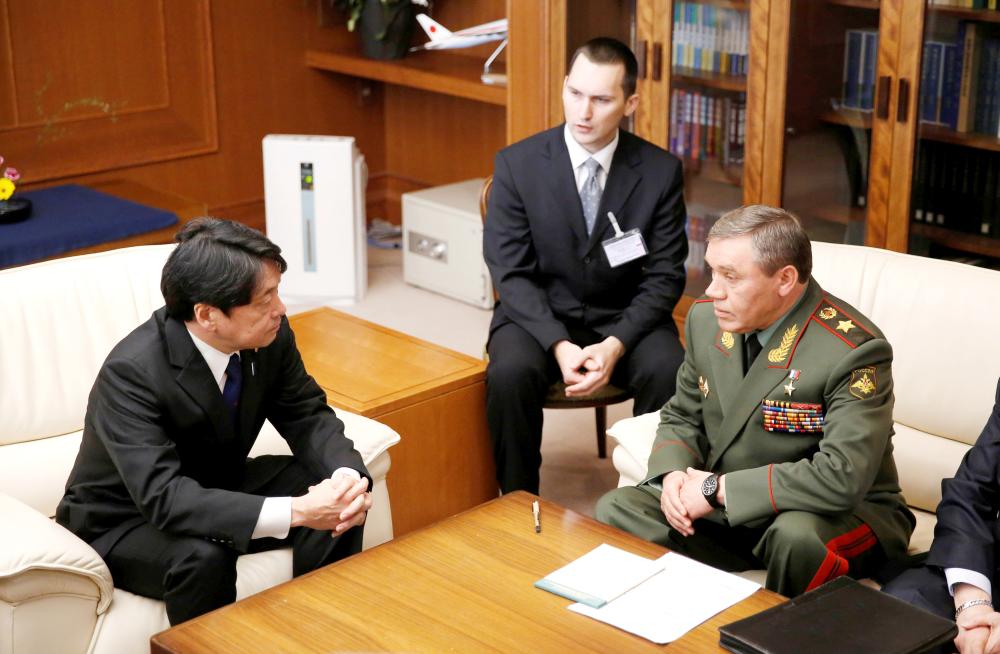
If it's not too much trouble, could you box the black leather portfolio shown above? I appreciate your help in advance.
[718,576,958,654]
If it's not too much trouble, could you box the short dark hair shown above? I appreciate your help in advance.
[161,218,287,320]
[708,205,813,281]
[568,37,638,98]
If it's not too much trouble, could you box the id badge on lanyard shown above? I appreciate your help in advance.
[601,212,649,267]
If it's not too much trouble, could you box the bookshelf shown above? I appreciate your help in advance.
[630,0,1000,299]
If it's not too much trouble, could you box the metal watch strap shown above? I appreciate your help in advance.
[955,598,993,617]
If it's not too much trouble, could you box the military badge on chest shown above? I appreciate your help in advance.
[762,399,825,433]
[698,375,710,399]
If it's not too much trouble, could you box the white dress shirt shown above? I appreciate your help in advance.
[564,124,619,195]
[187,328,360,541]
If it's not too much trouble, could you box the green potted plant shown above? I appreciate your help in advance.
[0,155,30,224]
[333,0,425,60]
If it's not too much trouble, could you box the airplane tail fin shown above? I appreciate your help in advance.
[416,14,452,42]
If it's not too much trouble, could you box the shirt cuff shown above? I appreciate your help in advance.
[251,496,292,540]
[945,568,993,598]
[332,467,362,483]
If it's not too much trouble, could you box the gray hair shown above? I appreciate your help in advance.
[707,205,812,280]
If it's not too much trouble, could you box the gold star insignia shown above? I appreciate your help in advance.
[784,380,796,396]
[836,320,856,333]
[698,375,710,399]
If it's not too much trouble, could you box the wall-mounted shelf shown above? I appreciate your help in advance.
[306,48,506,106]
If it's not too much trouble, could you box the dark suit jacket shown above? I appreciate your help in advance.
[926,379,1000,582]
[56,308,369,557]
[483,125,687,352]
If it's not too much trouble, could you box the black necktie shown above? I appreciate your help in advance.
[744,334,762,376]
[222,353,242,431]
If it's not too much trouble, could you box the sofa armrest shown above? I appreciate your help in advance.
[248,407,401,468]
[0,492,114,610]
[607,411,660,487]
[0,492,114,654]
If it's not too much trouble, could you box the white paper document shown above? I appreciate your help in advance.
[569,552,761,644]
[535,543,664,608]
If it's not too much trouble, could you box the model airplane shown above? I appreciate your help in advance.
[412,14,507,51]
[412,14,508,86]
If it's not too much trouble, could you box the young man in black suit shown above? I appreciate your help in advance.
[884,380,1000,654]
[57,219,372,624]
[484,37,688,494]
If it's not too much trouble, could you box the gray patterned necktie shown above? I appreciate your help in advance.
[580,158,602,236]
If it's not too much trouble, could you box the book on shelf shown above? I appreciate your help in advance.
[672,1,748,77]
[920,41,943,123]
[841,30,878,111]
[669,89,745,166]
[911,141,1000,237]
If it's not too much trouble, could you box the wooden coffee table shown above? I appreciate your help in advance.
[150,492,784,653]
[289,307,497,536]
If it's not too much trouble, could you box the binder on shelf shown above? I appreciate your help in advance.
[860,30,878,111]
[842,30,863,109]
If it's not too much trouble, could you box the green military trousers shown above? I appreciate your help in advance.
[596,484,885,597]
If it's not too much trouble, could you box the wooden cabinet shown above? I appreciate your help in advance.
[632,0,1000,304]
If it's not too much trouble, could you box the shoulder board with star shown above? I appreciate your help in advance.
[810,298,875,349]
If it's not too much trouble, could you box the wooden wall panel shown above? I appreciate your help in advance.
[378,85,504,222]
[2,0,387,233]
[1,0,218,181]
[507,0,564,144]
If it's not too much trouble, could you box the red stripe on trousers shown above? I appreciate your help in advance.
[805,524,877,592]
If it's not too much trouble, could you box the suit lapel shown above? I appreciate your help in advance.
[165,315,234,442]
[705,281,824,470]
[583,133,641,255]
[543,128,589,247]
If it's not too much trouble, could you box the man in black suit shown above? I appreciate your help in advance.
[884,379,1000,654]
[57,219,372,625]
[484,37,688,494]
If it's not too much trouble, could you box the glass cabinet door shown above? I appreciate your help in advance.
[780,1,882,250]
[907,4,1000,270]
[659,0,752,298]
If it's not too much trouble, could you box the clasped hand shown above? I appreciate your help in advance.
[553,337,625,397]
[956,604,1000,654]
[291,474,372,536]
[660,468,718,537]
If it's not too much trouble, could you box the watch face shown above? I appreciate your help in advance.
[702,475,718,496]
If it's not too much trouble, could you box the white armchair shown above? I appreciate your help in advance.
[0,245,400,654]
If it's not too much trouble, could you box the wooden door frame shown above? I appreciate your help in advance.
[881,0,923,252]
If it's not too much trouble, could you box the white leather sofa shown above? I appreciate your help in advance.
[0,245,401,654]
[608,241,1000,558]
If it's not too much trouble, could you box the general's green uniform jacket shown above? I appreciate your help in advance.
[646,279,914,556]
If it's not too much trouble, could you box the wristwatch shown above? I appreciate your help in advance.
[702,473,722,509]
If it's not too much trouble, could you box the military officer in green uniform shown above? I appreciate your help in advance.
[596,204,915,597]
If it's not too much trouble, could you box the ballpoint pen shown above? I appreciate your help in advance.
[532,500,541,533]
